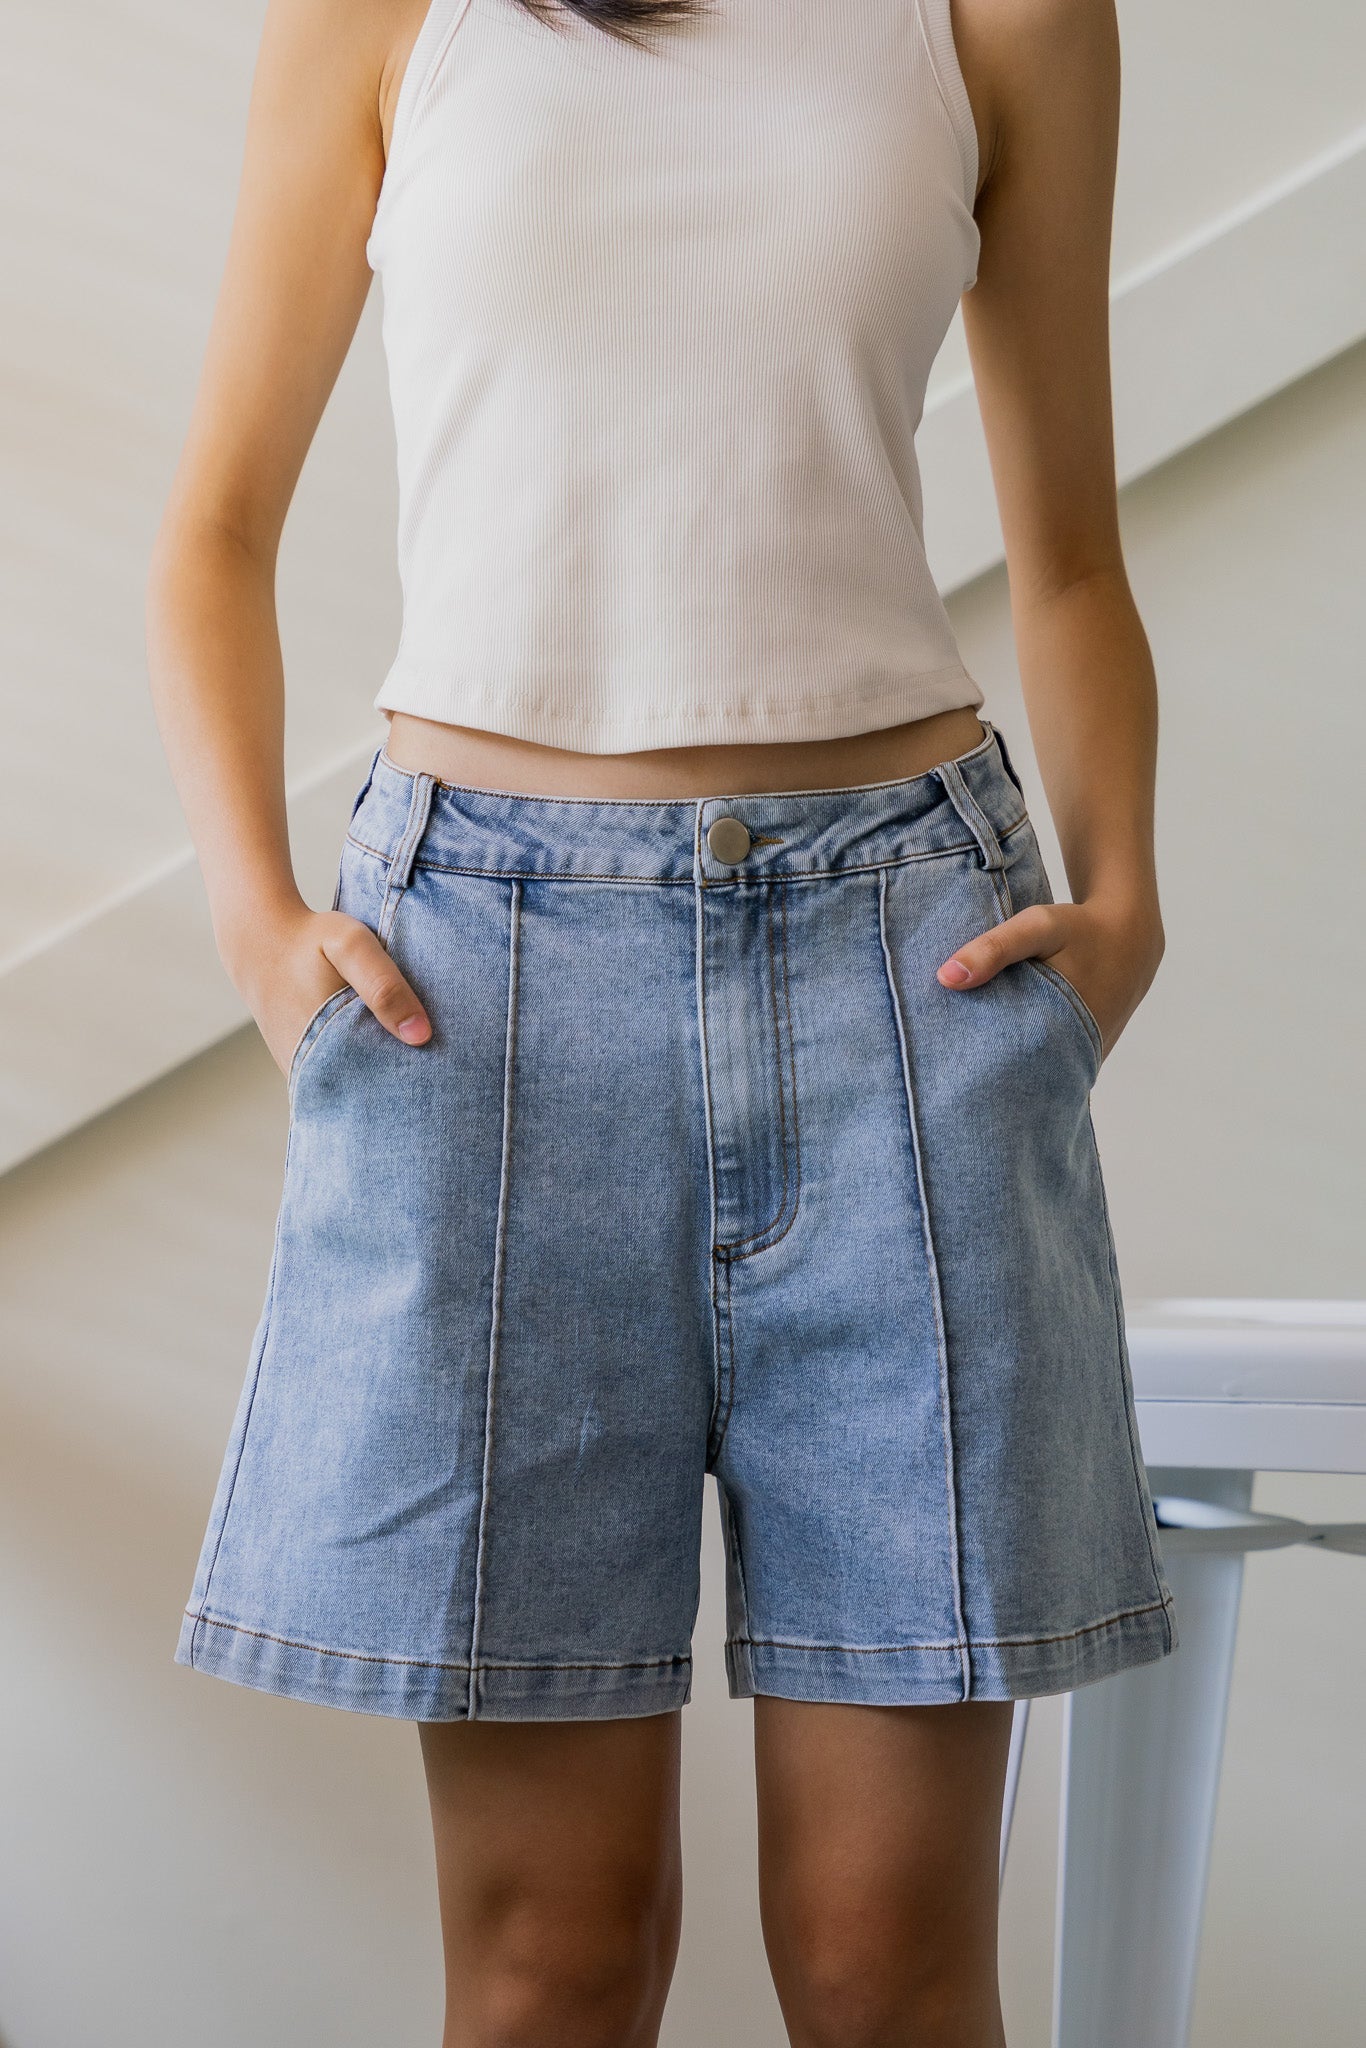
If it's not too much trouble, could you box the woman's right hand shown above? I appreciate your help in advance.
[227,904,433,1082]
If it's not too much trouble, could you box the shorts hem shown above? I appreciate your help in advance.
[176,1611,692,1722]
[725,1594,1178,1705]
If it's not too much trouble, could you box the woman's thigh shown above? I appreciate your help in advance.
[419,1711,684,2048]
[753,1696,1015,2048]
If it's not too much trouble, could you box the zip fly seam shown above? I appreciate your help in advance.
[696,870,801,1466]
[712,880,801,1259]
[694,814,726,1455]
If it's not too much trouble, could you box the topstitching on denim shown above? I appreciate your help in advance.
[187,1134,296,1659]
[711,880,801,1259]
[1026,958,1104,1066]
[189,1610,689,1676]
[727,1590,1176,1657]
[994,846,1106,1063]
[1091,1129,1175,1639]
[876,866,970,1698]
[348,726,1026,891]
[467,877,522,1717]
[377,767,437,941]
[285,986,361,1105]
[932,756,1008,877]
[344,833,1025,886]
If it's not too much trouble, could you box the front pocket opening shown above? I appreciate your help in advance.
[1024,957,1104,1070]
[285,988,360,1104]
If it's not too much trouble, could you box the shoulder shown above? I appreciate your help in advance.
[254,0,433,104]
[949,0,1119,191]
[951,0,1118,101]
[250,0,435,163]
[952,0,1117,54]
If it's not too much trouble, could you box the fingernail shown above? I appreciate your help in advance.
[940,959,973,986]
[397,1015,430,1044]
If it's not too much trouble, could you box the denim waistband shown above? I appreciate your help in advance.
[343,719,1030,887]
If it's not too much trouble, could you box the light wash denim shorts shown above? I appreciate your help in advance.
[176,720,1177,1720]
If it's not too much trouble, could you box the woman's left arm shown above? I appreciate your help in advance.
[937,0,1164,1058]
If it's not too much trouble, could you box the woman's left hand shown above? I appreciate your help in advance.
[936,899,1165,1062]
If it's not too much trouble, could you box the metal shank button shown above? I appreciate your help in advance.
[707,816,752,865]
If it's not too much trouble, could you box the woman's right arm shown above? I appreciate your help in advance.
[145,0,432,1078]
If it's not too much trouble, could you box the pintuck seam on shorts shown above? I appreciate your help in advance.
[877,866,971,1699]
[467,877,522,1718]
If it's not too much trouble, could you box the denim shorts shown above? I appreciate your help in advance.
[176,720,1177,1720]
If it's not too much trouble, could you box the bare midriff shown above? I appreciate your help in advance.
[381,704,987,800]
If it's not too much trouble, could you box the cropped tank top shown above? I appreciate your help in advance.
[365,0,984,753]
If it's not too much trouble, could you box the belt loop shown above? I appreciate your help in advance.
[347,742,384,829]
[378,768,436,941]
[331,743,385,912]
[934,755,1005,872]
[986,720,1028,808]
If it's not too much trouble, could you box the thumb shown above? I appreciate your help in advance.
[326,922,432,1045]
[937,904,1063,990]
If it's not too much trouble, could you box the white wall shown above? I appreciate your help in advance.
[2,1,1365,2043]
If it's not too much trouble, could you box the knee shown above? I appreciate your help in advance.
[469,1880,672,2048]
[774,1915,996,2048]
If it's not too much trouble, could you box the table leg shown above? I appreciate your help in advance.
[1051,1466,1254,2048]
[999,1698,1031,1894]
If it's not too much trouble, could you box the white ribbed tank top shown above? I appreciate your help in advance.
[365,0,984,752]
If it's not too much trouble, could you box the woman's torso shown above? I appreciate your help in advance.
[369,0,985,796]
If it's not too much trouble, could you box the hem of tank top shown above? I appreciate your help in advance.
[370,664,987,756]
[912,0,981,220]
